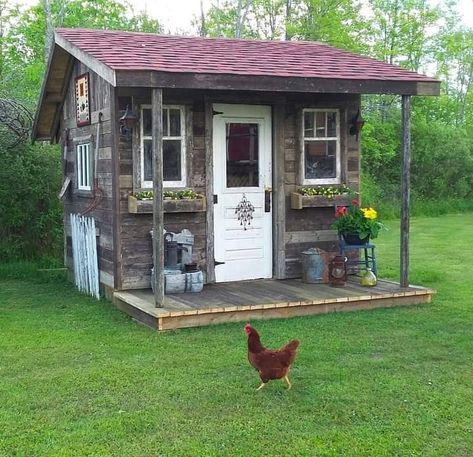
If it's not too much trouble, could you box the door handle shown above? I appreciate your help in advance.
[265,189,271,213]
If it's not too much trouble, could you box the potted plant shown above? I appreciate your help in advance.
[331,200,385,244]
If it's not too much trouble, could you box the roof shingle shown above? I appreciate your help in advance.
[55,28,437,83]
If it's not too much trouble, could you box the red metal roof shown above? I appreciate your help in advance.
[56,28,436,83]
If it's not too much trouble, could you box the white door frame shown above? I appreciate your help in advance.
[212,103,272,283]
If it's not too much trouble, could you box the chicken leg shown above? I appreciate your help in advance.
[284,375,292,389]
[256,382,266,391]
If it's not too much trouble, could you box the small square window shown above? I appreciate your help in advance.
[302,109,340,185]
[76,143,91,190]
[140,106,186,188]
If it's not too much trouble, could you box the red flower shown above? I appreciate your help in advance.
[335,206,348,217]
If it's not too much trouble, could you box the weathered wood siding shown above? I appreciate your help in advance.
[61,61,115,288]
[283,93,360,277]
[116,89,360,288]
[118,89,207,289]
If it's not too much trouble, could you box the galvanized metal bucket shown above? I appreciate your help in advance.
[301,248,326,283]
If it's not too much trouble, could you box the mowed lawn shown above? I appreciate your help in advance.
[1,214,472,456]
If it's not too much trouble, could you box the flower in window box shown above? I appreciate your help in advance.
[299,184,352,198]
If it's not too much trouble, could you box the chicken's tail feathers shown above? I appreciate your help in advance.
[285,339,300,352]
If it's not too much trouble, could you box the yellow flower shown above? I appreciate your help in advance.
[362,207,377,220]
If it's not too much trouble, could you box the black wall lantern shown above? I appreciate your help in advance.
[349,109,365,141]
[119,105,138,137]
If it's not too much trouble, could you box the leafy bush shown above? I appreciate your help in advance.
[0,139,63,260]
[361,109,473,218]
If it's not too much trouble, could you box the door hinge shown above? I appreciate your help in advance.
[213,194,218,204]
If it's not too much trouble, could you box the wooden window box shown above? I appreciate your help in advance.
[128,195,207,214]
[290,192,351,210]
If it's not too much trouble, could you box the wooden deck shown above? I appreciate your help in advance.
[113,278,435,331]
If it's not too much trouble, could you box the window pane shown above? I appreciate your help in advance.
[304,141,336,179]
[83,146,89,187]
[162,108,168,136]
[327,112,337,137]
[304,111,314,138]
[315,112,326,137]
[163,139,182,181]
[169,109,181,136]
[226,123,259,188]
[143,139,153,181]
[327,140,336,157]
[143,109,152,136]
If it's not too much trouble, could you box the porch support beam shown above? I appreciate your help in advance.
[273,102,286,279]
[152,88,164,306]
[400,95,411,288]
[204,99,216,283]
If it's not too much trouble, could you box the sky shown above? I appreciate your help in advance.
[122,0,473,32]
[8,0,473,32]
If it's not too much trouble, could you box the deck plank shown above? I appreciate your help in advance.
[113,277,435,331]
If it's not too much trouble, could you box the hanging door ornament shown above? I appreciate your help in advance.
[75,73,91,127]
[235,193,255,230]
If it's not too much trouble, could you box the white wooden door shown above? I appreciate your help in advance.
[213,104,272,282]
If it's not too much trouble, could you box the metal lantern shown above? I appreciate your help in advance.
[119,105,138,137]
[329,255,347,287]
[349,109,365,141]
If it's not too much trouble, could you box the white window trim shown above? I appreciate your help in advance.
[301,108,341,185]
[76,143,91,191]
[140,105,186,188]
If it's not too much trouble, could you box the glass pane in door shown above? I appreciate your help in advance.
[226,123,259,188]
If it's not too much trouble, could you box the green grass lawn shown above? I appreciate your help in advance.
[1,213,472,456]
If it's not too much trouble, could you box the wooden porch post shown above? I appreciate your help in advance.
[152,88,164,306]
[273,102,286,279]
[400,95,411,288]
[204,99,216,283]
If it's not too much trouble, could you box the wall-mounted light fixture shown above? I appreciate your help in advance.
[119,105,138,138]
[349,109,365,141]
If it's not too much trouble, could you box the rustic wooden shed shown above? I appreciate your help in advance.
[33,28,439,330]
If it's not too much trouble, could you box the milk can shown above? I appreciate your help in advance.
[301,248,326,283]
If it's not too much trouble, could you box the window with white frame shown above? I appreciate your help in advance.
[302,109,340,185]
[76,143,92,190]
[141,105,186,188]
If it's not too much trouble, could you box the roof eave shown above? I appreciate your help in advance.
[31,40,57,142]
[32,32,118,143]
[114,70,440,96]
[54,32,116,87]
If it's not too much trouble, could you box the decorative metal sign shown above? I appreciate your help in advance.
[235,194,255,230]
[75,73,91,127]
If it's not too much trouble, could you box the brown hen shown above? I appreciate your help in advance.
[244,323,300,390]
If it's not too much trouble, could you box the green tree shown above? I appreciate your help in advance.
[0,0,161,261]
[3,0,161,104]
[288,0,366,52]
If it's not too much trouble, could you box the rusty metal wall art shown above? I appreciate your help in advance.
[235,194,255,230]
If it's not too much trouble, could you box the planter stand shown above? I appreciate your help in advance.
[339,238,377,276]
